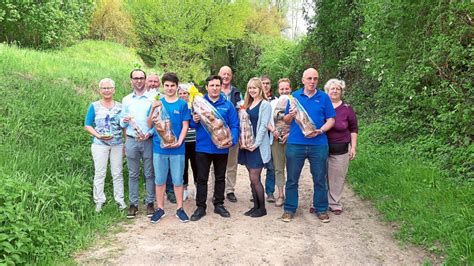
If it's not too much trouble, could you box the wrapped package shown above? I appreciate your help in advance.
[151,102,177,148]
[289,95,317,137]
[273,96,290,141]
[129,117,146,141]
[238,106,254,149]
[192,95,232,148]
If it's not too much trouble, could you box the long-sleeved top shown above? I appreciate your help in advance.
[191,94,239,154]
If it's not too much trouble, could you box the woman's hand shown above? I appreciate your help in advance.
[97,134,113,140]
[246,144,256,152]
[349,148,356,160]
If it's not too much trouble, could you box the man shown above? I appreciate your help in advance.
[121,69,155,219]
[281,68,335,223]
[190,75,239,221]
[144,73,161,100]
[218,66,242,202]
[260,75,276,203]
[147,72,191,223]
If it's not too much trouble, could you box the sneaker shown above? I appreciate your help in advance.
[183,190,189,201]
[167,191,177,204]
[176,208,189,223]
[316,212,330,223]
[127,205,138,219]
[275,197,284,207]
[117,201,127,210]
[281,212,294,222]
[226,192,237,203]
[95,203,103,213]
[150,208,166,223]
[266,194,276,203]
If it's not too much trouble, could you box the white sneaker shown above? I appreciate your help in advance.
[183,190,189,201]
[117,201,127,210]
[95,203,103,213]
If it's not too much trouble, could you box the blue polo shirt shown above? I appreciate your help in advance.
[152,98,191,155]
[286,88,336,145]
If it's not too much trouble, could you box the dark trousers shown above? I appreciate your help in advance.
[184,142,197,186]
[195,152,228,210]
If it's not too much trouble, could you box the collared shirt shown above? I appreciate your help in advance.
[286,88,336,145]
[121,92,153,137]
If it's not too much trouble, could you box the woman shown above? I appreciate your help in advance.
[267,78,292,207]
[84,78,126,213]
[324,79,358,215]
[238,77,272,218]
[178,84,197,200]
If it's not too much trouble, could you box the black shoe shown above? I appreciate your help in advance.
[226,192,237,203]
[146,202,154,218]
[250,208,267,218]
[127,205,138,219]
[244,207,257,216]
[214,204,231,218]
[190,208,206,221]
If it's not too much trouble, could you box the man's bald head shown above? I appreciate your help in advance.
[302,68,319,91]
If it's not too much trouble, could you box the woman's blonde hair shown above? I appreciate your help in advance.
[243,77,267,108]
[324,79,346,96]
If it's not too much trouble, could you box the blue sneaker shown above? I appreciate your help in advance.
[176,208,189,223]
[150,208,166,224]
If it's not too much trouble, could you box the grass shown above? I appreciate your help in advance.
[0,40,146,264]
[348,127,474,264]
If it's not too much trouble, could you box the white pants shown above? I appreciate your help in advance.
[91,144,124,205]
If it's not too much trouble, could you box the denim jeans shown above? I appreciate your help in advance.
[284,144,329,214]
[264,158,275,195]
[125,137,155,206]
[153,153,185,186]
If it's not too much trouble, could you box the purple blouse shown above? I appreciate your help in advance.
[327,103,358,144]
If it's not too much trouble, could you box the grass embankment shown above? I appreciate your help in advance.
[0,41,143,264]
[348,127,473,264]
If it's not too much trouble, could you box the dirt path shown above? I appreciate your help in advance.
[76,162,431,265]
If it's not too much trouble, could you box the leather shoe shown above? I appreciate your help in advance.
[244,207,257,216]
[190,208,206,221]
[226,193,237,202]
[250,208,267,218]
[214,204,231,218]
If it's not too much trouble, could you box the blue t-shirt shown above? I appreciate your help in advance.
[84,101,123,145]
[152,98,191,155]
[286,88,336,145]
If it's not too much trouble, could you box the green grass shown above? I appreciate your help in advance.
[0,40,146,264]
[348,128,474,265]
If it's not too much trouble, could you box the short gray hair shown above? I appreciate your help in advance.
[324,79,346,95]
[99,78,115,88]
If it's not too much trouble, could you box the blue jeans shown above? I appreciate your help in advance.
[153,153,185,186]
[264,158,275,195]
[284,144,329,214]
[125,137,155,206]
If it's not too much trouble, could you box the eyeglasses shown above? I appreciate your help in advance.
[100,87,114,90]
[131,77,145,81]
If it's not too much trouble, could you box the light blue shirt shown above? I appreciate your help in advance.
[84,101,123,145]
[120,92,153,137]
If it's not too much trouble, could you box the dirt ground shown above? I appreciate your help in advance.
[75,162,433,265]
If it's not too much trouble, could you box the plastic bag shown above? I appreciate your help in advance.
[273,96,290,140]
[151,102,177,148]
[238,106,254,149]
[129,117,146,141]
[192,95,232,148]
[289,95,317,137]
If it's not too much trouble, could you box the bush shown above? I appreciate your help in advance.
[0,1,95,49]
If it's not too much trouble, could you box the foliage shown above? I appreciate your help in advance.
[0,41,143,264]
[307,0,473,179]
[126,0,251,83]
[0,1,95,49]
[349,129,473,264]
[89,0,137,46]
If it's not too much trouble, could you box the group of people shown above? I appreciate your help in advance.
[84,66,358,224]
